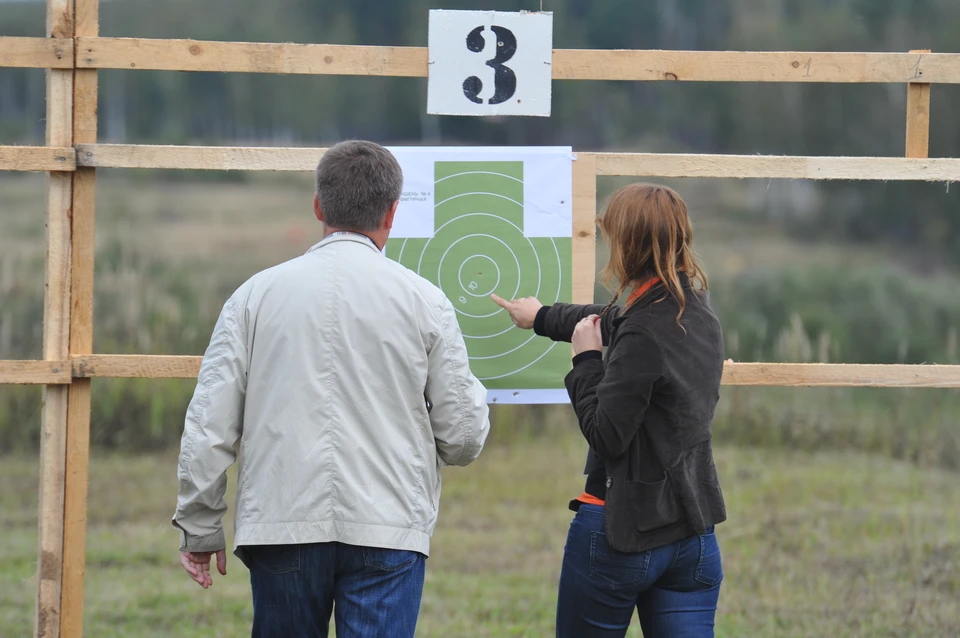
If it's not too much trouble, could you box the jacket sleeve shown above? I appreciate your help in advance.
[535,303,620,346]
[426,297,491,467]
[172,289,249,553]
[564,328,662,460]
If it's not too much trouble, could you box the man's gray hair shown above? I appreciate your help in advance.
[315,140,404,232]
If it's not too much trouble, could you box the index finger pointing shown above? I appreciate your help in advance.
[490,294,511,309]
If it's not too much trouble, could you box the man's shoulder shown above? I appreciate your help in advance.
[242,251,320,289]
[224,258,301,308]
[239,249,452,319]
[379,257,450,311]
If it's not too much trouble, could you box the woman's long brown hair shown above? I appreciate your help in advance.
[596,183,707,322]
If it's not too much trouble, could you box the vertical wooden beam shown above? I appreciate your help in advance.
[60,0,99,635]
[906,49,931,159]
[571,154,597,305]
[37,1,75,637]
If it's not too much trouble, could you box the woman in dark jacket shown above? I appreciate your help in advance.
[492,183,726,637]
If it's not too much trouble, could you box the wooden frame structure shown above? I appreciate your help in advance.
[1,0,959,634]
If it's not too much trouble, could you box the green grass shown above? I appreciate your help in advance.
[2,426,959,637]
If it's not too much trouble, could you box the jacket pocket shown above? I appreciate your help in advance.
[363,547,421,572]
[250,544,300,575]
[623,474,682,533]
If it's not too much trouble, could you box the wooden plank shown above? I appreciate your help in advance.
[69,355,960,388]
[59,380,90,638]
[72,354,202,379]
[76,37,427,76]
[551,49,960,83]
[0,147,75,172]
[73,38,960,83]
[906,49,932,159]
[78,145,960,182]
[0,37,73,69]
[722,363,960,388]
[36,2,74,636]
[60,2,99,636]
[76,143,326,171]
[591,153,960,181]
[571,154,596,305]
[0,361,71,385]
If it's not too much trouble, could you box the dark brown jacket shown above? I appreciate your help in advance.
[535,277,727,552]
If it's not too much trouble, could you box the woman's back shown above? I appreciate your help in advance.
[566,278,726,553]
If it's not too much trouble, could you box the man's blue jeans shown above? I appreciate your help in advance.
[557,504,722,638]
[246,541,426,638]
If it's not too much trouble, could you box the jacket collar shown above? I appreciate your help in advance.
[306,232,382,255]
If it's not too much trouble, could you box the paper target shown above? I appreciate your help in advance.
[386,154,572,397]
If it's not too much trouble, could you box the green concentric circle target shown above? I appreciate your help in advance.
[387,160,571,390]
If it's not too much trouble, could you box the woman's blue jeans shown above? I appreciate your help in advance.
[557,503,722,638]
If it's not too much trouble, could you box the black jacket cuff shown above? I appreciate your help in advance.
[533,305,551,336]
[572,350,603,366]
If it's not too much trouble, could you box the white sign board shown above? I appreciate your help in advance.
[427,10,553,117]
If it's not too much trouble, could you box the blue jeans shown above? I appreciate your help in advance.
[556,504,722,638]
[246,541,426,638]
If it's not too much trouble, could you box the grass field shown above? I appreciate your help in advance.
[2,424,959,637]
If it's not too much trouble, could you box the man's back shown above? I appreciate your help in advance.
[232,233,488,554]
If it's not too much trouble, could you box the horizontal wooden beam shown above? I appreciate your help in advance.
[77,144,960,181]
[76,37,427,77]
[722,363,960,388]
[71,38,960,84]
[0,361,71,385]
[551,49,960,83]
[0,36,955,84]
[591,153,960,181]
[65,356,960,388]
[0,37,73,69]
[76,143,325,171]
[72,355,200,379]
[0,356,957,388]
[0,146,76,172]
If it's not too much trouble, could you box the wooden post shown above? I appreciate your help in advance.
[37,1,74,636]
[571,154,597,305]
[906,49,931,158]
[60,0,99,635]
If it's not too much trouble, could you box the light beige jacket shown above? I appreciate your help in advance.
[172,233,490,563]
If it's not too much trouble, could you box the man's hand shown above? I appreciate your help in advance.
[572,315,602,355]
[180,549,227,589]
[490,294,542,329]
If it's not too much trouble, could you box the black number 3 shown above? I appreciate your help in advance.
[462,25,517,106]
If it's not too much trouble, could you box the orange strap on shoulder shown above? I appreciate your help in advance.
[626,277,661,307]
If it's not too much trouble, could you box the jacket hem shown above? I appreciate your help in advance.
[232,520,432,568]
[606,518,698,554]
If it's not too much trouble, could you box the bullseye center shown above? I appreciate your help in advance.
[458,255,500,297]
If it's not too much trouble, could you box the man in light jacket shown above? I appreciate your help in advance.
[172,140,490,638]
